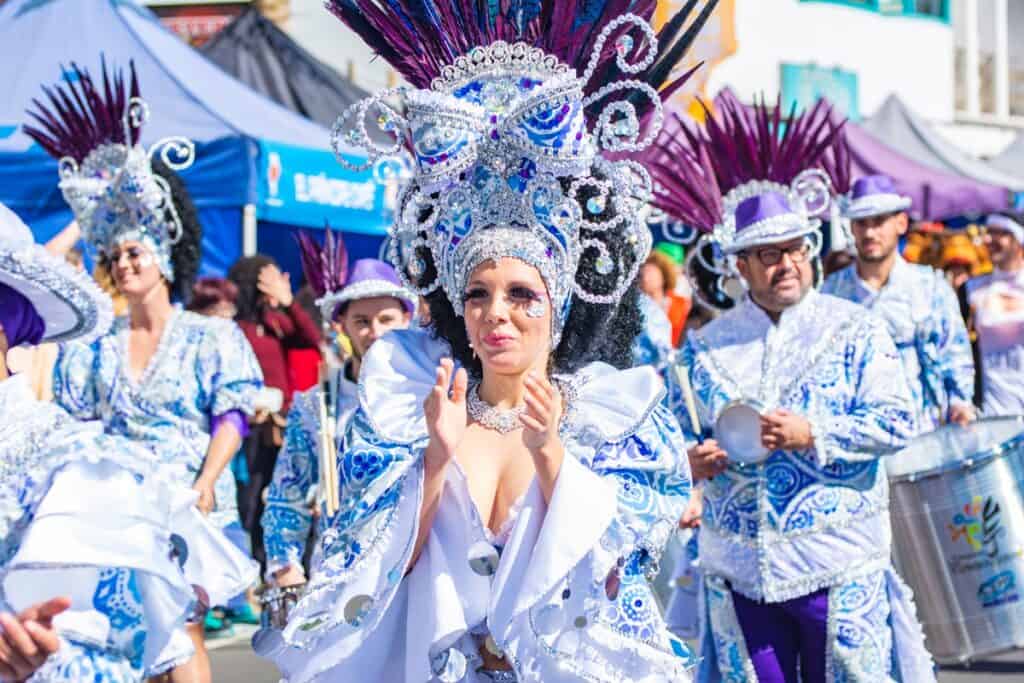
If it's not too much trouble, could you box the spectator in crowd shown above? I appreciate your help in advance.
[228,255,321,569]
[639,246,691,347]
[941,233,981,290]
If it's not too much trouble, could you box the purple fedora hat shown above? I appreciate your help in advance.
[842,174,912,220]
[318,258,417,321]
[721,191,818,255]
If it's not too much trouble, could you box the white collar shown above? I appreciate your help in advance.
[358,329,664,445]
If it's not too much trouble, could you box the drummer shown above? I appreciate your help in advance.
[823,174,976,429]
[261,241,416,590]
[675,194,934,680]
[964,212,1024,417]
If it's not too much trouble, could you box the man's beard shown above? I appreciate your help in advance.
[857,243,895,264]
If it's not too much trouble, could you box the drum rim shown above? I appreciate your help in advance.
[887,415,1024,482]
[714,399,770,465]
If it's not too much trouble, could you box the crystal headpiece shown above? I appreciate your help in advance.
[326,0,718,342]
[647,92,850,308]
[24,60,195,282]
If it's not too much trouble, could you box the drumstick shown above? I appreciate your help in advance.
[673,364,705,445]
[317,390,339,517]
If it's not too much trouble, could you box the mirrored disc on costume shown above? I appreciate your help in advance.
[604,566,621,600]
[715,401,769,464]
[534,603,564,635]
[467,541,500,576]
[169,533,188,568]
[344,594,374,626]
[430,647,468,683]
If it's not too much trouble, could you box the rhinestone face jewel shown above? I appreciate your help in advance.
[467,384,526,434]
[331,15,664,344]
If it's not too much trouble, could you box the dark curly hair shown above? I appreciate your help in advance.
[407,167,644,378]
[151,158,202,303]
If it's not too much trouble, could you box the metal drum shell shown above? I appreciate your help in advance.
[888,417,1024,665]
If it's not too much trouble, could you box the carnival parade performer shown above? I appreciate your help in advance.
[823,174,976,430]
[965,212,1024,417]
[261,231,416,590]
[256,0,720,680]
[24,59,261,681]
[0,201,258,682]
[650,96,935,682]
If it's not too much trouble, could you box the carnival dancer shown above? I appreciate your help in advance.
[25,60,262,682]
[0,202,257,681]
[262,232,416,590]
[823,174,976,429]
[256,0,719,680]
[963,212,1024,417]
[650,97,935,681]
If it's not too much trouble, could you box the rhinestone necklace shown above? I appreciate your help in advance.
[467,384,525,434]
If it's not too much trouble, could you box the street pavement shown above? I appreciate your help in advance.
[209,627,1024,682]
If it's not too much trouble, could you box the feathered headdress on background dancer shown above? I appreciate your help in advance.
[326,0,718,344]
[296,228,417,322]
[23,58,196,282]
[647,90,850,308]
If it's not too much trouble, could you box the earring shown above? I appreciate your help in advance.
[468,341,477,361]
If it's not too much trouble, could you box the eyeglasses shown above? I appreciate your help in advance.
[740,242,812,267]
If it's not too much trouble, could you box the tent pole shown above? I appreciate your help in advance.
[243,203,258,257]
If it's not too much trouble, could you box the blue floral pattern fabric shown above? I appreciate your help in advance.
[262,370,361,578]
[264,329,696,682]
[53,309,263,529]
[675,291,916,603]
[677,291,936,682]
[823,257,975,431]
[633,293,674,370]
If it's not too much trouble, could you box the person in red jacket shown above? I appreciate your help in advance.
[228,255,322,568]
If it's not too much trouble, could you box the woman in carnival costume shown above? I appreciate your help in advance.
[0,202,254,681]
[25,60,262,682]
[259,0,720,681]
[260,1,720,683]
[650,94,934,681]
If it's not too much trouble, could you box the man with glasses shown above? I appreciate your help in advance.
[677,189,929,681]
[823,174,976,431]
[964,212,1024,416]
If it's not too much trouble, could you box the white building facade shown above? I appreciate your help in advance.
[706,0,956,121]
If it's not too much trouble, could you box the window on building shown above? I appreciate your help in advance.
[800,0,949,23]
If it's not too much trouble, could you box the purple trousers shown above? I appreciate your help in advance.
[731,588,829,683]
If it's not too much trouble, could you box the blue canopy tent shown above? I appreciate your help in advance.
[0,0,388,278]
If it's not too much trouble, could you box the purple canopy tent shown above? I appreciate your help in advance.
[712,89,1010,221]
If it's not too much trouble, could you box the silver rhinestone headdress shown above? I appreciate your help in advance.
[56,98,195,282]
[332,17,664,343]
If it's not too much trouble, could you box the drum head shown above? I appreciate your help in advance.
[715,402,769,465]
[886,416,1024,481]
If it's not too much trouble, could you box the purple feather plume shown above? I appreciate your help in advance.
[296,227,350,298]
[325,0,718,118]
[648,90,850,233]
[24,57,141,163]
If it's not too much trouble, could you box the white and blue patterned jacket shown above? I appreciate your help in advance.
[675,290,916,603]
[823,257,975,431]
[261,365,361,579]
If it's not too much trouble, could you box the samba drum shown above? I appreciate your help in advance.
[715,401,769,465]
[887,416,1024,664]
